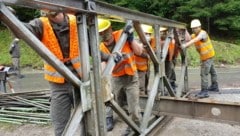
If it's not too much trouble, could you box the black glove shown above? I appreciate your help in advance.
[112,51,122,63]
[127,32,134,43]
[124,25,134,42]
[140,52,149,59]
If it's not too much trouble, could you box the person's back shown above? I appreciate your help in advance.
[134,24,155,95]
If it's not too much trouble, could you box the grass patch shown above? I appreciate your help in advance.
[0,29,43,68]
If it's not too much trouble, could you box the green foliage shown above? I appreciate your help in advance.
[212,41,240,65]
[13,6,40,22]
[186,46,200,67]
[100,0,240,41]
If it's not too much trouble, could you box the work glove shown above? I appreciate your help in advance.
[140,52,149,59]
[124,25,134,42]
[100,51,110,62]
[112,51,122,63]
[180,43,187,50]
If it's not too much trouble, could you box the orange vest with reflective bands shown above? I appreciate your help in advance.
[135,38,154,71]
[100,30,136,77]
[192,30,215,61]
[167,39,179,61]
[154,38,179,61]
[40,14,81,83]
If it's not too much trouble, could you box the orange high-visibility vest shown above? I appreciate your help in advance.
[166,39,179,61]
[40,14,81,83]
[100,30,136,77]
[158,39,179,61]
[192,30,215,61]
[135,38,155,71]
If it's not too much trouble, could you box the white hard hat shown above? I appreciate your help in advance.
[191,19,201,28]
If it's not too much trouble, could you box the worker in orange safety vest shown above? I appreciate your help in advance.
[160,27,179,91]
[24,10,81,136]
[135,24,155,95]
[98,18,143,135]
[181,19,219,98]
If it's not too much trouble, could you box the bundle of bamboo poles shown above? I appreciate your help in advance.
[0,90,51,125]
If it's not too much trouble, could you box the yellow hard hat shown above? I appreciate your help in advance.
[160,27,167,32]
[141,24,153,34]
[191,19,201,28]
[98,18,111,32]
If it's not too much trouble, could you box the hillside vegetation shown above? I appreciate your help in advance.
[0,29,43,69]
[1,28,240,68]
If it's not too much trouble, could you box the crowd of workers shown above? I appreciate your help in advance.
[3,7,220,136]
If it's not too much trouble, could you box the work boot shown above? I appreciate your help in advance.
[106,117,114,131]
[121,126,131,136]
[208,83,219,92]
[195,90,209,98]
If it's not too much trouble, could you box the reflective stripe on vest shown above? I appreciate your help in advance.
[166,41,175,61]
[192,30,215,61]
[40,14,81,83]
[135,55,148,71]
[135,38,155,71]
[100,30,136,77]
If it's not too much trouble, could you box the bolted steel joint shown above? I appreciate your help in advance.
[85,1,96,11]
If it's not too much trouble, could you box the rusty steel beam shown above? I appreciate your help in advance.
[139,96,240,125]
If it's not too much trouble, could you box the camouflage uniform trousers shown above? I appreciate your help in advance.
[12,58,20,76]
[49,81,74,136]
[165,60,176,84]
[200,58,218,90]
[137,70,150,95]
[106,73,142,124]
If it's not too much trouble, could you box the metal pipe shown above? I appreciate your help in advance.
[88,15,107,136]
[109,99,141,134]
[133,21,159,70]
[141,116,165,136]
[140,74,160,131]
